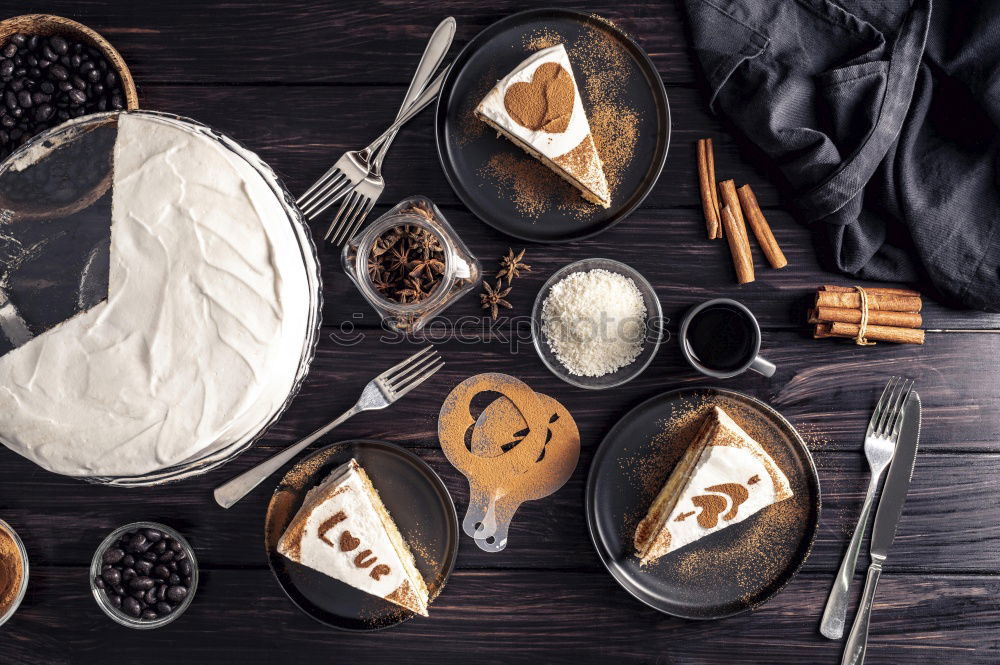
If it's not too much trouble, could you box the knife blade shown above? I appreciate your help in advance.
[870,390,922,561]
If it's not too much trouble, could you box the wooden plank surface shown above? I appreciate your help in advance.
[0,1,998,663]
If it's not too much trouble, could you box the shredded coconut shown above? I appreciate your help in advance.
[540,268,646,377]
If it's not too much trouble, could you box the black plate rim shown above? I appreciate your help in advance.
[264,439,459,632]
[584,386,822,620]
[434,7,671,244]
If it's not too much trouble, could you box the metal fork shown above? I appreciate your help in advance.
[820,376,914,639]
[213,346,444,509]
[296,64,451,223]
[325,17,456,245]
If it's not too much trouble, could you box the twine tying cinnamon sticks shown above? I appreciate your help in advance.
[809,285,925,345]
[696,138,787,282]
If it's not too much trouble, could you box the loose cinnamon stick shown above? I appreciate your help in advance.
[697,139,721,239]
[736,184,787,269]
[810,306,922,329]
[705,139,721,235]
[815,290,923,313]
[815,321,925,345]
[721,204,754,284]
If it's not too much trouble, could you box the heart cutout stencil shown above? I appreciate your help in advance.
[504,62,574,133]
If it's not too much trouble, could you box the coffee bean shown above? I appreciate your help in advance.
[101,568,121,586]
[111,594,123,609]
[122,567,136,582]
[0,60,12,78]
[144,587,158,605]
[2,43,15,59]
[49,64,68,81]
[122,554,135,568]
[166,586,187,603]
[102,548,125,564]
[168,573,180,586]
[129,576,155,591]
[152,565,170,580]
[17,91,32,108]
[140,610,158,621]
[182,576,192,588]
[130,587,146,600]
[179,559,192,576]
[134,560,153,576]
[159,551,174,563]
[143,529,163,542]
[49,36,68,55]
[94,576,105,589]
[155,602,173,615]
[123,597,141,617]
[10,34,26,47]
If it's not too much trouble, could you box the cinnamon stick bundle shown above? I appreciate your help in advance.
[721,204,754,284]
[736,184,787,269]
[809,306,922,329]
[697,139,721,239]
[814,321,925,345]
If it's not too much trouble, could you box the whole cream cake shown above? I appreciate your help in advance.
[0,112,313,477]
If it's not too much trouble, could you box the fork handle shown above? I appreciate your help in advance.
[364,65,450,155]
[374,17,455,168]
[213,403,362,509]
[821,472,881,639]
[840,561,883,665]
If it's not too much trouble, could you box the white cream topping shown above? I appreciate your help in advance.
[278,462,415,606]
[0,113,311,477]
[475,44,592,161]
[664,446,778,554]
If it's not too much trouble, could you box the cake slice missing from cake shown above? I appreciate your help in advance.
[634,406,793,565]
[475,44,611,208]
[277,459,430,616]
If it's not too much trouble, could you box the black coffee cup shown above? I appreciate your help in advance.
[679,298,775,378]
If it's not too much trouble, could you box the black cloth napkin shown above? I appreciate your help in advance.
[680,0,1000,311]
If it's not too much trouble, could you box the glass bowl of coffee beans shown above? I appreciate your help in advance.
[90,522,198,629]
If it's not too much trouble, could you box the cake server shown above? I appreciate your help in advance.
[325,17,456,246]
[820,376,913,639]
[841,390,922,665]
[213,345,444,509]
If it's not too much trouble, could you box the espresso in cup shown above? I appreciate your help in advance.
[679,299,775,378]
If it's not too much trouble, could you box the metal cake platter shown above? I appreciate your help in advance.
[0,111,323,486]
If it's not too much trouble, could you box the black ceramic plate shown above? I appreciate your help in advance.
[264,440,458,631]
[435,8,670,243]
[586,388,820,619]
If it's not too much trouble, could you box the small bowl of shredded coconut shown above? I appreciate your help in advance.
[532,258,663,389]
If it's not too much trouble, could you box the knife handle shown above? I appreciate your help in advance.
[840,561,883,665]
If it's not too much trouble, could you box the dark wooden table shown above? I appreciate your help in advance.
[2,2,998,663]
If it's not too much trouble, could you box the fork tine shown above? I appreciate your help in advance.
[388,360,445,400]
[299,169,346,212]
[332,197,375,246]
[330,193,368,246]
[301,172,351,218]
[298,165,341,205]
[886,379,914,437]
[868,376,897,434]
[325,191,360,241]
[377,346,435,380]
[385,349,440,388]
[875,377,906,436]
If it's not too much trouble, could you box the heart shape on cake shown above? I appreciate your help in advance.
[503,62,574,134]
[339,530,360,552]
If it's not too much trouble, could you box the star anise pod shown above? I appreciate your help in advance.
[370,269,394,294]
[413,229,444,257]
[397,277,430,303]
[385,244,412,275]
[408,202,435,222]
[496,248,531,281]
[371,232,400,257]
[409,255,446,281]
[480,279,513,319]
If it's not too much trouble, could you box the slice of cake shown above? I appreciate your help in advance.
[634,406,793,564]
[277,459,430,616]
[475,44,611,208]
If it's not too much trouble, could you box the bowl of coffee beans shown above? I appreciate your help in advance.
[0,14,138,161]
[91,522,198,629]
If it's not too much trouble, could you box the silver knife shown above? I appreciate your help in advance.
[841,391,922,665]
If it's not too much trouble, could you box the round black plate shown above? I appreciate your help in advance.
[435,8,670,243]
[264,440,458,631]
[585,388,821,619]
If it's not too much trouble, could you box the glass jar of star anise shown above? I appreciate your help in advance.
[342,196,481,332]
